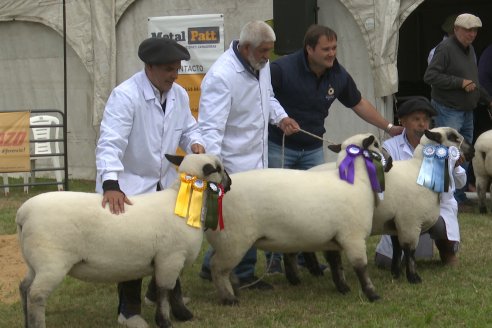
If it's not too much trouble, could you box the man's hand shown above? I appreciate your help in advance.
[388,125,404,137]
[102,190,133,215]
[462,79,476,93]
[279,117,300,136]
[191,143,205,154]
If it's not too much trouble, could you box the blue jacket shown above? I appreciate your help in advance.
[269,49,361,150]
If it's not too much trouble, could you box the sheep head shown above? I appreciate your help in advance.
[420,127,475,162]
[165,154,232,192]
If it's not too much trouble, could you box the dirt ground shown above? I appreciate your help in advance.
[0,234,26,304]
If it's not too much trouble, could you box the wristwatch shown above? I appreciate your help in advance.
[385,123,394,133]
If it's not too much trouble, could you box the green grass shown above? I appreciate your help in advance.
[2,183,492,327]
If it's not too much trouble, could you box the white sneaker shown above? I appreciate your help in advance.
[117,313,149,328]
[144,296,191,306]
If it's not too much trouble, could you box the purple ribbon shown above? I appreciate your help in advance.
[338,145,382,192]
[338,145,361,184]
[362,151,382,192]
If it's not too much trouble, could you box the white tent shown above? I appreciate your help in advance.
[1,0,487,178]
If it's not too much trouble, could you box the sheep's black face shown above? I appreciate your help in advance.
[202,162,231,193]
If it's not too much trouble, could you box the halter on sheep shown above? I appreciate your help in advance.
[17,153,231,328]
[206,133,389,304]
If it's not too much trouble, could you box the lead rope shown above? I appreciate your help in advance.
[281,128,337,168]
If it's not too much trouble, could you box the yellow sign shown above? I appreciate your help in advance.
[0,111,31,172]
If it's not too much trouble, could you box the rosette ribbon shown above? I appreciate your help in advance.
[417,144,450,192]
[204,182,225,230]
[338,145,382,193]
[446,146,461,192]
[174,173,207,229]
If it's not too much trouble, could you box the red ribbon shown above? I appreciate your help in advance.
[218,184,225,230]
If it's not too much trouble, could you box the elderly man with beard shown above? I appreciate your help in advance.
[197,20,299,289]
[374,97,466,268]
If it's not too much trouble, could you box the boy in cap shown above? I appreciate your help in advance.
[375,97,466,268]
[424,13,492,206]
[96,37,204,327]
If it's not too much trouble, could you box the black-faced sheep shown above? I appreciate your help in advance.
[16,153,231,328]
[472,130,492,213]
[206,133,387,305]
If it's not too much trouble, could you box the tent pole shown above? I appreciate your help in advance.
[62,0,69,191]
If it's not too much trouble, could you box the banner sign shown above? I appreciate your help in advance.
[148,14,224,118]
[0,111,30,172]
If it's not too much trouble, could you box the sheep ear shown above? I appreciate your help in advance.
[362,135,376,149]
[384,156,393,172]
[202,163,217,176]
[165,154,185,166]
[327,144,342,153]
[424,129,442,143]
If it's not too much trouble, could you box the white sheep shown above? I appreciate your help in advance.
[472,130,492,214]
[16,153,231,328]
[206,133,387,304]
[308,127,474,283]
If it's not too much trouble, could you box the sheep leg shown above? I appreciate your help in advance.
[210,251,240,305]
[283,253,301,285]
[154,286,173,328]
[301,252,324,276]
[476,176,490,214]
[324,250,350,294]
[26,264,70,328]
[403,247,421,284]
[390,235,403,279]
[19,268,35,328]
[169,278,193,321]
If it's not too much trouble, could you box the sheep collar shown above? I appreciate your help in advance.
[417,144,461,192]
[338,144,385,194]
[174,173,225,230]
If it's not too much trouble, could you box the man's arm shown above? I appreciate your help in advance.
[352,98,403,137]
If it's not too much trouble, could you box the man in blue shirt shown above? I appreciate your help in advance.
[266,24,403,274]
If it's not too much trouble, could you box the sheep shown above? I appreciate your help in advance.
[307,127,474,284]
[205,133,388,304]
[472,130,492,214]
[16,153,231,328]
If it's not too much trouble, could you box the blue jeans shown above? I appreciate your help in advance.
[201,246,257,280]
[265,140,325,263]
[431,100,473,202]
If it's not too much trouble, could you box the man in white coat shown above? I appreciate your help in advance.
[96,37,204,328]
[198,21,299,289]
[375,97,466,268]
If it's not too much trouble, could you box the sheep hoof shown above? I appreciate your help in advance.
[479,206,487,214]
[336,283,351,295]
[406,273,422,284]
[220,297,239,306]
[172,305,193,321]
[367,292,381,302]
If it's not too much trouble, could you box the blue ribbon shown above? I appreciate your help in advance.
[417,144,449,192]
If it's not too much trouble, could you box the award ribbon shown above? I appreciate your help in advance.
[446,146,461,192]
[187,179,207,228]
[432,145,448,193]
[175,173,195,217]
[339,144,361,184]
[417,144,436,189]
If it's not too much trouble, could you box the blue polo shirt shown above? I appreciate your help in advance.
[269,49,361,150]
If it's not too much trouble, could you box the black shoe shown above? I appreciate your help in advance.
[198,267,212,281]
[239,276,273,290]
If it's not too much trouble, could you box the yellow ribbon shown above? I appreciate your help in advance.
[174,173,207,229]
[187,179,207,228]
[175,173,195,217]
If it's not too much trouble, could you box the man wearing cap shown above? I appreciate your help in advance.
[197,20,299,290]
[96,37,204,327]
[374,97,466,268]
[424,13,492,205]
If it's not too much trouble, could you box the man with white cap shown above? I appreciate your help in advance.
[96,37,204,327]
[424,13,492,206]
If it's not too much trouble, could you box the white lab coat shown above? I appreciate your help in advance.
[198,41,287,173]
[96,70,203,195]
[376,131,466,258]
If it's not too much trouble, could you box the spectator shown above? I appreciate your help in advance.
[197,21,299,289]
[265,24,403,274]
[424,13,492,207]
[427,14,458,64]
[95,37,204,328]
[374,97,466,268]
